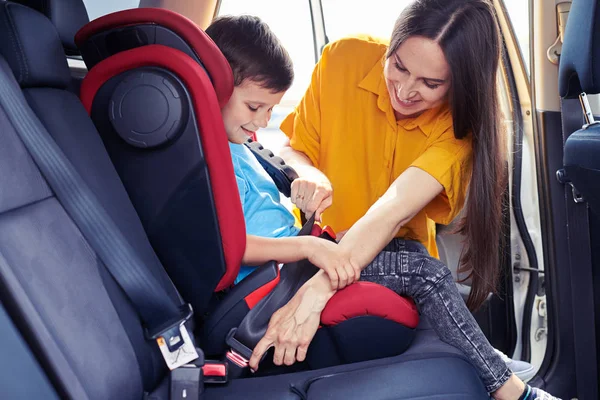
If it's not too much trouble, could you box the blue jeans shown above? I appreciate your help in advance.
[361,239,512,393]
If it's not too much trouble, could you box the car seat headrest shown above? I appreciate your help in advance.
[75,8,233,108]
[0,2,70,89]
[12,0,89,56]
[559,0,600,98]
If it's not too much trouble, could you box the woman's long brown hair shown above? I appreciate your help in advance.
[388,0,506,311]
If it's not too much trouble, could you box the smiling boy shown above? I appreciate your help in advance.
[207,15,348,285]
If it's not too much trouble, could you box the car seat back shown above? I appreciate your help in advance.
[559,0,600,214]
[13,0,89,56]
[76,9,246,315]
[0,3,176,398]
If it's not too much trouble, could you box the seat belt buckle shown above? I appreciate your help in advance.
[145,304,199,370]
[225,349,249,367]
[225,328,253,360]
[202,361,228,384]
[309,222,336,240]
[225,328,255,378]
[310,223,323,237]
[225,350,250,379]
[170,364,204,400]
[321,225,336,241]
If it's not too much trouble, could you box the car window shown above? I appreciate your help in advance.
[502,0,531,74]
[82,0,138,21]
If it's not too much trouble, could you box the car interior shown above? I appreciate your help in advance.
[0,0,598,399]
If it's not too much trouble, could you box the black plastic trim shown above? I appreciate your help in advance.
[528,110,576,397]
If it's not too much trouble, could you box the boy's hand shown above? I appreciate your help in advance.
[290,174,333,222]
[306,238,360,290]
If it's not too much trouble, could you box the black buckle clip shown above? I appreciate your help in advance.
[224,328,254,379]
[144,304,194,352]
[225,328,253,361]
[170,364,203,400]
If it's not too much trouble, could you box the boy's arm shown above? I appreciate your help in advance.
[242,234,321,265]
[243,234,358,290]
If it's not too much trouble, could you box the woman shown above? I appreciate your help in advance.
[248,0,559,399]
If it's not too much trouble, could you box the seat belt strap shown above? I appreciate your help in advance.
[0,58,197,370]
[245,139,298,198]
[558,96,598,400]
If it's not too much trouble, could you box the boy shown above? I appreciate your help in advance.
[206,15,355,286]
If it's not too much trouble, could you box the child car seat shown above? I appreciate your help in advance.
[75,7,418,373]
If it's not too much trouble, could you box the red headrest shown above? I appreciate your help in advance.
[75,7,233,108]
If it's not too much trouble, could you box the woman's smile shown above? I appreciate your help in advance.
[393,87,422,109]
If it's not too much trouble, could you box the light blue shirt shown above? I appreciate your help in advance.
[229,142,300,283]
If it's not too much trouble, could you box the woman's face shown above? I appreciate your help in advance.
[384,36,451,119]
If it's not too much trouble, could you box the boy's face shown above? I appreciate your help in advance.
[222,79,286,144]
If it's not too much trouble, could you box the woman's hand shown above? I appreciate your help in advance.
[307,239,360,290]
[248,272,334,371]
[290,170,333,222]
[279,142,333,221]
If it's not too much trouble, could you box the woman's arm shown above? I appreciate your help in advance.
[279,142,327,181]
[279,141,316,169]
[242,234,321,265]
[248,167,444,370]
[297,166,446,289]
[337,166,444,270]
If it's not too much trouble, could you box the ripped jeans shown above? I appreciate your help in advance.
[361,238,512,393]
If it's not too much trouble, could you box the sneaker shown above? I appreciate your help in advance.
[494,348,536,382]
[520,384,562,400]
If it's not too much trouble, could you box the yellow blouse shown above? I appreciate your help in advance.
[281,35,473,258]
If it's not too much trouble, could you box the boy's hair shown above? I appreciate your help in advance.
[206,15,294,92]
